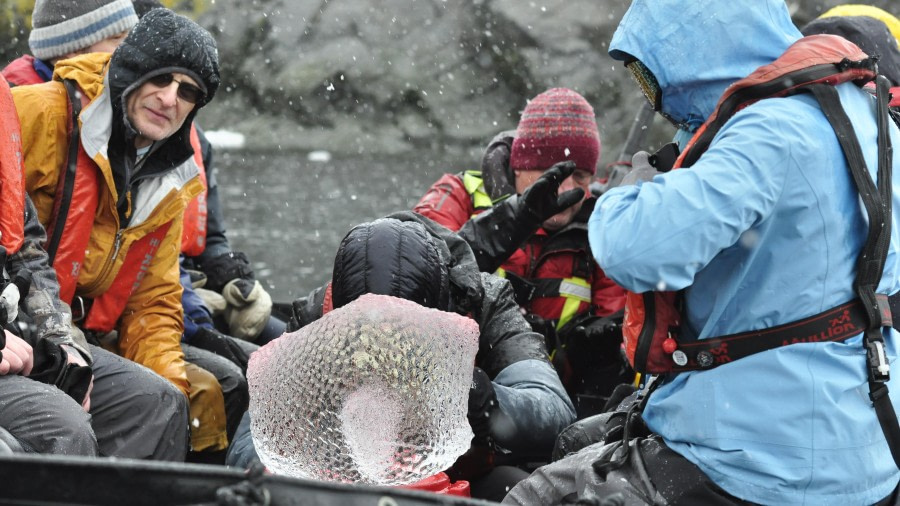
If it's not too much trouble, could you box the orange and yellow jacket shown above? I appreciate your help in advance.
[11,53,203,396]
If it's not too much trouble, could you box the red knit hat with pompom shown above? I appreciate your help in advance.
[509,88,601,175]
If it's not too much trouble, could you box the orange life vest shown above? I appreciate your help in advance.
[623,35,880,374]
[0,79,25,256]
[180,126,207,256]
[45,80,174,333]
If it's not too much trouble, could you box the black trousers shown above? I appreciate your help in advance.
[0,345,189,460]
[182,340,257,442]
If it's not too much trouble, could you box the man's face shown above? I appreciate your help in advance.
[126,72,198,148]
[515,167,592,231]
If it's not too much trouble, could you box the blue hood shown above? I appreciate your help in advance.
[609,0,801,130]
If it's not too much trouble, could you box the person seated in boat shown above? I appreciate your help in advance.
[10,8,231,462]
[228,212,576,502]
[0,66,189,461]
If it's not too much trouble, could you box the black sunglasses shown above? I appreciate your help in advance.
[146,73,205,104]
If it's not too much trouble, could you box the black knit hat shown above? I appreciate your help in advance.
[108,8,220,109]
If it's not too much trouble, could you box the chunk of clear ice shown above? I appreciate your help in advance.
[247,293,479,485]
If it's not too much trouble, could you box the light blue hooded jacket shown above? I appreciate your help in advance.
[590,0,900,503]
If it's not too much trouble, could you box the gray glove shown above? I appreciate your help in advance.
[0,283,19,324]
[222,279,273,342]
[198,251,273,341]
[196,287,227,317]
[618,151,662,187]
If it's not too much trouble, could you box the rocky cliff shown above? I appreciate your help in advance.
[195,0,895,165]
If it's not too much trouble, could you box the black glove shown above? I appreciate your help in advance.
[468,367,499,445]
[458,161,584,274]
[190,326,251,375]
[199,251,255,293]
[566,316,624,363]
[517,160,586,229]
[552,411,619,462]
[28,339,92,405]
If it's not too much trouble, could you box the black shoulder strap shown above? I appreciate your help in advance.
[805,76,900,468]
[44,79,82,265]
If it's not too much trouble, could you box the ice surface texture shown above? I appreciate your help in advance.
[247,293,479,485]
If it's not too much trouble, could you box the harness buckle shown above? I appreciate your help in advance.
[71,296,86,323]
[867,338,891,383]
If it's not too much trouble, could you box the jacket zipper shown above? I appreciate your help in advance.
[78,182,187,295]
[76,153,200,295]
[81,229,122,294]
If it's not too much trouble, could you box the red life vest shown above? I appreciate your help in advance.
[180,126,207,256]
[0,79,25,256]
[45,80,173,333]
[498,223,598,330]
[81,224,170,333]
[623,35,880,374]
[863,82,900,109]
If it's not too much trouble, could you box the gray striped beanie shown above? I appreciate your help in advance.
[29,0,138,61]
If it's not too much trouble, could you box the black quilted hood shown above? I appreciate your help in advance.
[104,8,219,194]
[332,217,451,311]
[108,8,219,110]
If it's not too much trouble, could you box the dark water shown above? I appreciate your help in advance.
[214,151,471,302]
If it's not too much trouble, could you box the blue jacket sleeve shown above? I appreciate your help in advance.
[589,106,792,293]
[180,264,213,340]
[491,358,576,457]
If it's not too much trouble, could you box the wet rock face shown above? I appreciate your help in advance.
[198,0,640,159]
[197,0,895,159]
[247,293,480,485]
